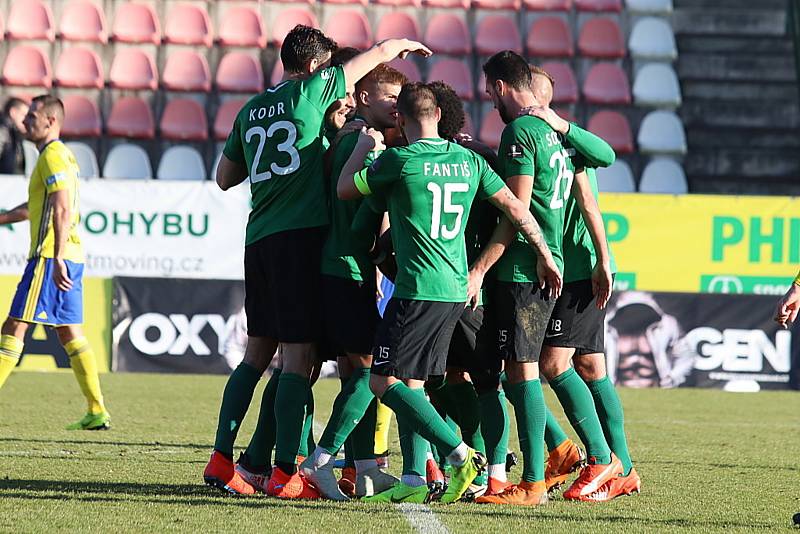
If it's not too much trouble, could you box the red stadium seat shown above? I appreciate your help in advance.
[160,99,208,141]
[216,52,264,93]
[214,99,248,141]
[540,61,578,104]
[424,14,471,56]
[2,46,52,87]
[107,97,155,139]
[478,109,504,150]
[112,2,160,44]
[162,50,211,92]
[578,18,625,58]
[218,5,266,48]
[271,60,284,86]
[271,9,317,47]
[477,72,490,101]
[62,95,101,137]
[553,107,577,123]
[424,0,470,8]
[472,0,521,9]
[59,1,107,43]
[321,0,367,6]
[386,58,422,82]
[164,3,212,47]
[475,15,522,56]
[375,12,420,42]
[527,17,574,58]
[374,0,421,7]
[6,0,54,41]
[323,11,372,49]
[582,62,630,104]
[524,0,572,10]
[587,110,633,153]
[575,0,622,11]
[55,47,104,89]
[109,48,158,90]
[427,59,473,100]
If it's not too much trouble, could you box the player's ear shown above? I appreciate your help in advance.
[358,89,369,107]
[434,106,442,122]
[307,58,320,75]
[495,79,506,97]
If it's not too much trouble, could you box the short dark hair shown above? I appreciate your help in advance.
[31,94,64,122]
[3,97,27,116]
[427,81,464,140]
[483,51,532,91]
[396,82,438,122]
[356,63,408,94]
[330,46,361,67]
[281,25,338,74]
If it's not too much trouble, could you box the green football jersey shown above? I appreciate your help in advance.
[562,169,617,284]
[359,138,505,302]
[223,65,346,246]
[495,116,584,283]
[321,121,383,281]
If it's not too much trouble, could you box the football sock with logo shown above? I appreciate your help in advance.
[242,368,281,469]
[0,334,23,389]
[478,389,510,468]
[213,362,262,457]
[64,337,106,415]
[298,387,316,458]
[273,372,309,473]
[380,382,463,460]
[507,379,546,483]
[318,367,374,454]
[544,404,570,452]
[550,368,611,464]
[587,375,633,474]
[448,381,486,455]
[374,400,392,455]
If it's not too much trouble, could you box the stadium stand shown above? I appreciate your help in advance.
[106,97,155,139]
[639,157,687,193]
[103,144,153,180]
[59,1,108,43]
[66,141,100,179]
[587,110,634,154]
[111,2,160,45]
[109,49,158,91]
[637,110,686,156]
[163,3,212,47]
[62,94,102,137]
[162,50,212,93]
[475,15,522,56]
[427,59,474,99]
[387,58,422,82]
[633,63,682,107]
[3,46,52,88]
[219,5,267,48]
[424,13,471,55]
[629,17,677,61]
[526,17,574,58]
[583,63,631,104]
[541,61,579,104]
[214,99,248,141]
[55,47,104,89]
[216,53,264,94]
[157,146,207,181]
[6,0,54,41]
[323,10,373,49]
[375,12,421,41]
[578,18,625,59]
[270,9,316,48]
[160,99,208,142]
[596,160,636,192]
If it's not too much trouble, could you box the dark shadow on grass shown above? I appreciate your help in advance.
[0,437,211,450]
[642,459,800,473]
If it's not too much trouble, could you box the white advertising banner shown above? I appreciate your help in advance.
[0,177,250,279]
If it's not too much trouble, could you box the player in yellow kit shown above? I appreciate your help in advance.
[0,95,109,430]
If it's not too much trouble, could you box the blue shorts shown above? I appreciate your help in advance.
[8,257,84,325]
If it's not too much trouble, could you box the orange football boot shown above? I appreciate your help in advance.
[475,480,548,505]
[267,466,321,499]
[203,451,256,495]
[544,439,586,492]
[338,467,357,497]
[585,467,641,502]
[485,477,513,496]
[563,454,623,501]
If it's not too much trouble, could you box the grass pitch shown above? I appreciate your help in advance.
[0,372,798,533]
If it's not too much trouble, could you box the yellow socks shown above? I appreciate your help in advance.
[374,399,393,455]
[0,334,23,389]
[64,336,106,415]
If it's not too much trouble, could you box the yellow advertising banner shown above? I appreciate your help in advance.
[0,275,111,372]
[600,193,800,294]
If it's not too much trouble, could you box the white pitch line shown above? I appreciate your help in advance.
[396,503,450,534]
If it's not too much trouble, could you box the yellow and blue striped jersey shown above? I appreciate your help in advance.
[26,140,83,262]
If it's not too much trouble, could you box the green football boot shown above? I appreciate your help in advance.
[66,411,111,430]
[362,482,430,503]
[439,448,486,504]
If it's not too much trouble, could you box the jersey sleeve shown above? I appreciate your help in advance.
[222,109,245,164]
[498,121,535,179]
[42,146,78,193]
[299,65,347,113]
[565,123,615,169]
[356,148,405,196]
[475,153,505,200]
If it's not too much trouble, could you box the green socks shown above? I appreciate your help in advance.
[587,375,633,474]
[381,382,462,459]
[318,367,374,454]
[298,387,316,458]
[243,368,281,468]
[478,389,510,467]
[351,398,378,460]
[507,379,546,483]
[550,368,611,465]
[447,382,486,456]
[398,388,429,476]
[274,372,310,467]
[544,404,570,452]
[214,362,262,457]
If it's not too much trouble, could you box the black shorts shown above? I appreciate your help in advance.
[244,227,325,342]
[543,278,606,355]
[449,305,504,391]
[372,298,464,381]
[321,274,380,358]
[493,281,556,363]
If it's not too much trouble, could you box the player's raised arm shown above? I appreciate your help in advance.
[571,170,613,309]
[337,128,385,200]
[342,39,432,88]
[0,202,29,225]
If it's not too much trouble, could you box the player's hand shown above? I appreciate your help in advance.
[774,283,800,328]
[536,255,562,300]
[453,132,473,144]
[358,127,385,152]
[519,106,570,135]
[466,268,485,310]
[53,258,73,292]
[591,261,613,310]
[396,39,433,59]
[334,118,367,146]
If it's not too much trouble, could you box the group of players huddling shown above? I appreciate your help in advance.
[204,24,640,506]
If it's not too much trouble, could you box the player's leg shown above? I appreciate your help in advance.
[298,360,321,461]
[0,318,29,389]
[542,402,585,492]
[574,352,640,498]
[374,399,392,463]
[56,324,110,430]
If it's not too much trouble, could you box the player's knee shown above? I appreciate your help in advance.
[369,374,391,398]
[1,317,24,336]
[539,348,572,380]
[573,353,606,382]
[472,372,501,395]
[445,368,469,384]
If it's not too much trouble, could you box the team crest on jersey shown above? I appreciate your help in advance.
[320,69,332,80]
[507,144,524,158]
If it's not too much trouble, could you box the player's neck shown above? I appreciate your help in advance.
[403,123,439,144]
[36,132,60,152]
[506,90,537,118]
